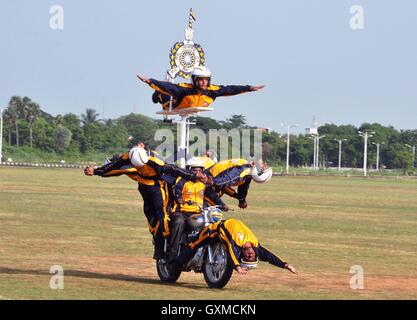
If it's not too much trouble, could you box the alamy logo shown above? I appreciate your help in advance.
[49,265,64,289]
[49,5,64,30]
[349,265,364,289]
[350,5,364,30]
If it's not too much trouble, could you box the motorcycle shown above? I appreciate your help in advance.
[155,202,234,288]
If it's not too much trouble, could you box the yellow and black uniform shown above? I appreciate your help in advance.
[173,218,288,270]
[93,150,197,257]
[204,159,253,207]
[148,79,254,110]
[169,177,226,259]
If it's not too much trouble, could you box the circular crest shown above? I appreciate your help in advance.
[169,42,205,79]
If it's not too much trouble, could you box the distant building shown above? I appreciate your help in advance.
[306,115,318,135]
[256,127,271,133]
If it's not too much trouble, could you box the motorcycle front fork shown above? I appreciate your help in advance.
[207,244,214,264]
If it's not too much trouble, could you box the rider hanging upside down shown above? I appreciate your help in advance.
[136,66,265,110]
[171,218,297,275]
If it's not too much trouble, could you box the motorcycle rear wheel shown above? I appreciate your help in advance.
[156,259,182,283]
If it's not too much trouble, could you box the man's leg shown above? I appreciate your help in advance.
[150,182,171,259]
[138,184,161,257]
[169,212,187,260]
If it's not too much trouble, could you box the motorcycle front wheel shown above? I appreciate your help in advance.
[203,241,234,288]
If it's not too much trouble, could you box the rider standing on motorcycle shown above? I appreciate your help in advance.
[84,144,206,259]
[172,218,297,275]
[205,159,273,209]
[170,158,229,261]
[136,66,265,110]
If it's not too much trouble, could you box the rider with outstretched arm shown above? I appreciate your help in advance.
[171,218,297,276]
[137,66,265,110]
[84,144,206,259]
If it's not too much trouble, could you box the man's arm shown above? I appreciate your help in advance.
[237,178,252,209]
[204,185,228,211]
[84,152,134,177]
[257,245,298,274]
[211,85,265,98]
[173,178,186,205]
[137,75,188,98]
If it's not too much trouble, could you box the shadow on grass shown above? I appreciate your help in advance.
[0,267,207,290]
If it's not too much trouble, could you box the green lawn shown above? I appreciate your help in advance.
[1,167,416,299]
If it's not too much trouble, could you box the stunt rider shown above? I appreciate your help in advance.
[137,66,265,110]
[172,218,297,275]
[205,158,273,209]
[84,144,205,259]
[170,158,229,261]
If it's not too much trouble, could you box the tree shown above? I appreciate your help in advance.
[22,97,41,148]
[81,108,100,125]
[226,114,247,129]
[7,96,24,147]
[56,127,73,154]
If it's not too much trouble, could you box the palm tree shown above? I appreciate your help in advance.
[3,108,13,145]
[7,96,23,147]
[24,100,40,148]
[81,108,100,125]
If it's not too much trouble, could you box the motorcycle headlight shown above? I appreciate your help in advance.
[209,208,223,223]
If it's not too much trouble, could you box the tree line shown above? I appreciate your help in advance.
[2,96,417,171]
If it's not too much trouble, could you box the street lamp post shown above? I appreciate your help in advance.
[282,124,298,174]
[358,131,375,176]
[316,135,325,170]
[0,108,4,164]
[372,142,384,171]
[405,144,415,169]
[334,138,347,171]
[309,135,317,170]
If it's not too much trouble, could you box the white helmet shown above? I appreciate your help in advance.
[191,66,211,86]
[251,166,273,183]
[129,147,149,167]
[186,157,205,169]
[205,150,218,163]
[240,258,259,269]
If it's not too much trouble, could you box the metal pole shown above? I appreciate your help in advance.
[413,146,415,169]
[286,126,290,174]
[363,133,367,176]
[0,108,3,164]
[314,136,317,170]
[376,143,379,171]
[179,115,188,168]
[338,140,342,171]
[316,136,320,170]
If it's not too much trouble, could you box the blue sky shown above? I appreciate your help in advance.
[1,0,416,134]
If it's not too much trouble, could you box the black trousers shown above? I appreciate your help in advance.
[138,182,170,251]
[169,211,189,257]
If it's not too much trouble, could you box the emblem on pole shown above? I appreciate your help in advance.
[168,8,205,79]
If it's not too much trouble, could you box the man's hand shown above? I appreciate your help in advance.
[137,75,150,84]
[238,201,248,209]
[250,85,265,92]
[206,175,214,186]
[248,161,256,167]
[84,166,95,176]
[196,172,208,184]
[284,263,298,275]
[236,266,248,275]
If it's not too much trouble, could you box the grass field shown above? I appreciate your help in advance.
[1,166,417,300]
